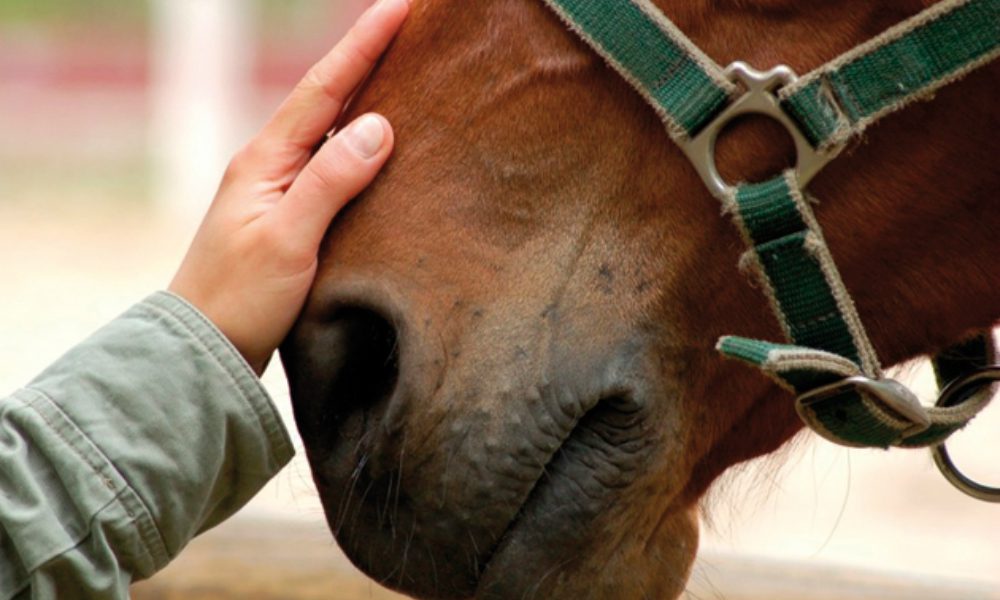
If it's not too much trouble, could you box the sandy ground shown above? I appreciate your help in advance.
[130,517,409,600]
[2,204,999,596]
[130,516,1000,600]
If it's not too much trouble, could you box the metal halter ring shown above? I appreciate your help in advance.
[931,366,1000,503]
[679,62,845,200]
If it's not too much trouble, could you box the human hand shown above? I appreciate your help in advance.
[169,0,410,374]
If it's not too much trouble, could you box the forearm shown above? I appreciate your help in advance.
[0,292,293,599]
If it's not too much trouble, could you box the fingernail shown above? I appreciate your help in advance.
[344,114,386,159]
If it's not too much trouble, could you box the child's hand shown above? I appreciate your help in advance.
[169,0,409,374]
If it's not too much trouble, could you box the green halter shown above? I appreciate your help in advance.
[540,0,999,455]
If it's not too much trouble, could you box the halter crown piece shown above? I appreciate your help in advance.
[541,0,1000,500]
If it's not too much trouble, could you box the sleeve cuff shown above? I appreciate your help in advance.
[18,291,296,575]
[145,291,294,468]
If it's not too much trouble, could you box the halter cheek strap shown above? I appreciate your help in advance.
[541,0,1000,483]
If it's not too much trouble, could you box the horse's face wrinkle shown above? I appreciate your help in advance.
[281,0,1000,597]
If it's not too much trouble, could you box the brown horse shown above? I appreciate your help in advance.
[281,0,1000,598]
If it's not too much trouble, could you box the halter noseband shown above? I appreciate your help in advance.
[541,0,1000,500]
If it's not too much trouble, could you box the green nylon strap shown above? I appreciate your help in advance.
[718,336,990,448]
[718,338,905,448]
[726,173,878,373]
[718,174,994,447]
[540,0,997,448]
[718,173,918,448]
[904,334,998,447]
[780,0,1000,148]
[540,0,736,140]
[542,0,1000,149]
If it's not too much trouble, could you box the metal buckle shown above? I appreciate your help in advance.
[796,376,932,440]
[931,366,1000,503]
[679,62,845,199]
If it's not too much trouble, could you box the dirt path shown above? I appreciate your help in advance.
[131,518,404,600]
[132,516,1000,600]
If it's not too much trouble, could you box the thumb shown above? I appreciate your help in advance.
[271,113,394,251]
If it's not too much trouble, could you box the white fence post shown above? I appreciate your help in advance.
[149,0,253,224]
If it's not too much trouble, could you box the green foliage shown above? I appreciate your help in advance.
[0,0,149,25]
[258,0,330,19]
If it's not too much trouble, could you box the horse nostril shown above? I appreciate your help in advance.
[323,307,400,415]
[283,305,400,448]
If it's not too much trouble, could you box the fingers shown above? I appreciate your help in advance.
[251,0,409,175]
[270,113,394,251]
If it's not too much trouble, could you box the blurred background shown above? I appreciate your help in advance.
[1,1,998,598]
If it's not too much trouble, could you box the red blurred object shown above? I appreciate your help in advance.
[0,0,372,92]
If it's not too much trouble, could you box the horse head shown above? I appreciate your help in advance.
[282,0,999,597]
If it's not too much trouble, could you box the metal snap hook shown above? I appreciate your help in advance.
[679,62,845,200]
[931,366,1000,503]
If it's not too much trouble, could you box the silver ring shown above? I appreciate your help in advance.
[931,366,1000,503]
[678,62,845,200]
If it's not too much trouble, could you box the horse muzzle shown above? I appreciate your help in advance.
[281,280,677,599]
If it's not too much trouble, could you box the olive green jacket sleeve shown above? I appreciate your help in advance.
[0,291,295,599]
